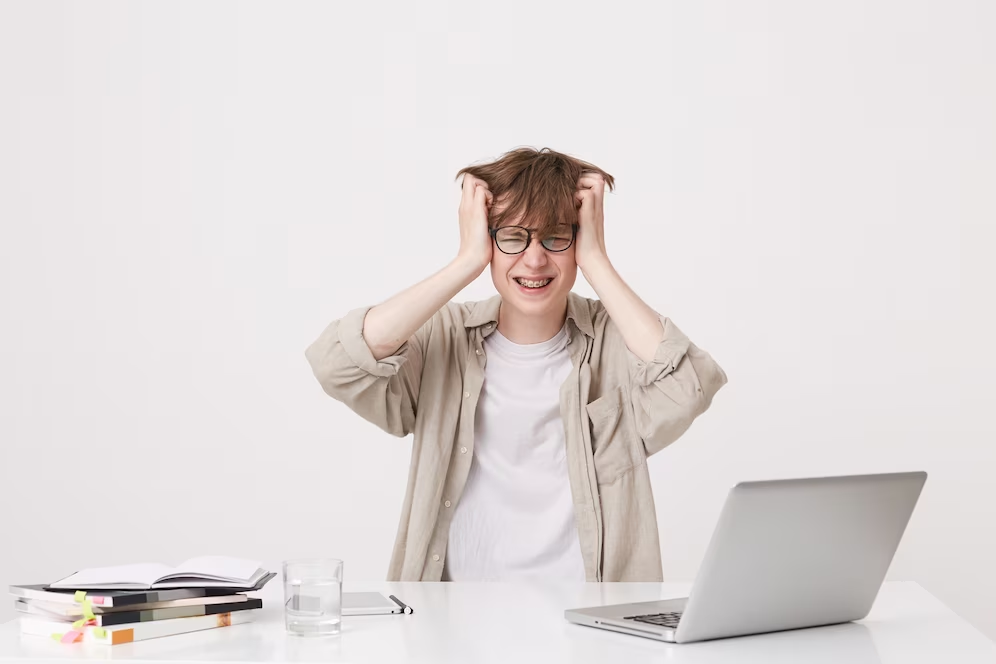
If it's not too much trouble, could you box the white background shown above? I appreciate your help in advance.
[1,0,994,641]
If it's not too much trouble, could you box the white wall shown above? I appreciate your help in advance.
[1,0,994,642]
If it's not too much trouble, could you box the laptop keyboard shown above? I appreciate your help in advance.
[623,611,683,629]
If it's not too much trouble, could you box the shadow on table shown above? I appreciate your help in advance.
[565,620,881,663]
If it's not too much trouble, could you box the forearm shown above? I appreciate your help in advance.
[363,257,483,360]
[581,257,664,363]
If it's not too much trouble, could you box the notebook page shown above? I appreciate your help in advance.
[163,556,262,582]
[51,563,173,588]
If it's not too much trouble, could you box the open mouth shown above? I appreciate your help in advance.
[514,277,553,292]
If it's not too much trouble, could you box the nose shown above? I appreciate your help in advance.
[519,237,550,270]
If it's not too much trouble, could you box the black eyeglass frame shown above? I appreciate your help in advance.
[488,224,579,255]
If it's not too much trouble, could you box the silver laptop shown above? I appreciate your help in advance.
[565,471,927,643]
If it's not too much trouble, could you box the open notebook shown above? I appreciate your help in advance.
[49,556,270,590]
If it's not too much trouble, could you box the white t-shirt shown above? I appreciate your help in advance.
[441,323,586,582]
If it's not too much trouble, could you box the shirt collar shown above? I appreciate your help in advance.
[464,291,594,339]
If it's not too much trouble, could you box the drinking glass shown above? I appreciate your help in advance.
[282,558,343,636]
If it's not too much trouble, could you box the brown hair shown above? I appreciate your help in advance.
[455,146,615,238]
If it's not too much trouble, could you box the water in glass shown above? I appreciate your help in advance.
[283,559,343,636]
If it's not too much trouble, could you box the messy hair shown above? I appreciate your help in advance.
[454,146,615,238]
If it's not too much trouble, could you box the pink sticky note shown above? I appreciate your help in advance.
[60,630,82,644]
[91,597,105,606]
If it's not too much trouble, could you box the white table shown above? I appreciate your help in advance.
[1,581,993,663]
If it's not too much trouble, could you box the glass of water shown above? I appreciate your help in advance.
[282,558,343,636]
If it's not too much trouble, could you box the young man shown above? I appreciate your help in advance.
[305,147,727,583]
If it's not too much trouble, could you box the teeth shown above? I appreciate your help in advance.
[516,278,552,289]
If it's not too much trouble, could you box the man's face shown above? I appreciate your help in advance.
[488,210,578,318]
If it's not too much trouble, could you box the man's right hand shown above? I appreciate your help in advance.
[457,174,494,275]
[360,174,496,360]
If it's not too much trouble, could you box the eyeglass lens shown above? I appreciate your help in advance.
[494,226,574,253]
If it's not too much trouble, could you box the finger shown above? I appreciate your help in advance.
[461,174,477,206]
[462,173,487,194]
[477,184,493,206]
[577,176,604,193]
[475,184,492,211]
[575,191,591,212]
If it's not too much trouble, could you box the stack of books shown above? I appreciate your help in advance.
[10,556,274,645]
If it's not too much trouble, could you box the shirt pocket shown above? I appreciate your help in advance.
[585,386,645,486]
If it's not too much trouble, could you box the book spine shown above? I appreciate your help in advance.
[98,598,263,626]
[10,588,118,607]
[20,610,259,645]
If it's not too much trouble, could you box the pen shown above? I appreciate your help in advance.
[389,594,414,614]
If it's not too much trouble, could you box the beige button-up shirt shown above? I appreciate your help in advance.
[305,291,728,582]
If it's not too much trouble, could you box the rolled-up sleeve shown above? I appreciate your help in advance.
[628,315,728,457]
[304,306,427,438]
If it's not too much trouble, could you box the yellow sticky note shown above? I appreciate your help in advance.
[73,591,86,603]
[93,627,106,639]
[50,633,62,641]
[71,619,84,629]
[82,602,95,620]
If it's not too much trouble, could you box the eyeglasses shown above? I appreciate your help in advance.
[489,224,578,255]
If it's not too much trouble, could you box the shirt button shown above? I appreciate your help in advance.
[444,500,451,508]
[460,447,468,454]
[485,323,492,329]
[464,392,470,398]
[476,349,482,355]
[432,554,440,562]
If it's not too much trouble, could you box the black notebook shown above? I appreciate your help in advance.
[15,597,263,626]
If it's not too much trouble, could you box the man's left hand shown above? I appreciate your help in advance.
[574,171,610,272]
